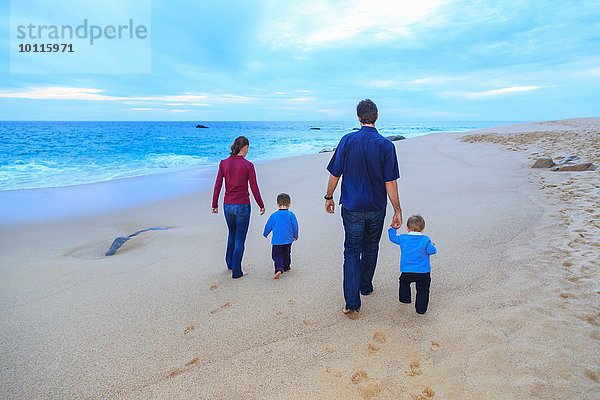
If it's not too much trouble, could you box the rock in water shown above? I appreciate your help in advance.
[310,127,321,130]
[386,135,406,141]
[195,124,209,128]
[531,157,556,168]
[558,162,596,172]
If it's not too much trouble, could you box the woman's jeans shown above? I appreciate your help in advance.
[223,204,251,279]
[341,207,386,310]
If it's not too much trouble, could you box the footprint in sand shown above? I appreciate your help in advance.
[430,341,441,350]
[183,324,195,335]
[287,299,296,306]
[582,314,600,327]
[167,357,200,379]
[368,331,387,353]
[276,310,290,320]
[210,301,232,314]
[209,283,219,290]
[584,369,600,383]
[373,331,387,343]
[367,342,380,353]
[559,292,575,299]
[406,359,422,376]
[412,387,436,400]
[562,261,573,268]
[351,370,381,399]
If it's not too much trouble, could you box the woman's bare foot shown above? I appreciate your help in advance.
[274,271,282,279]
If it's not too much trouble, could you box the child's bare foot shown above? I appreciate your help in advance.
[274,271,282,279]
[342,308,359,319]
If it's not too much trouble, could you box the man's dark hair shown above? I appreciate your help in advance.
[230,136,250,155]
[407,215,426,232]
[277,193,291,207]
[356,99,378,125]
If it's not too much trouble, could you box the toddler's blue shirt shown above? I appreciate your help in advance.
[388,228,437,273]
[263,209,299,245]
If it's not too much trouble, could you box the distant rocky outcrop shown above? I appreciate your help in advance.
[319,147,336,153]
[386,135,406,141]
[558,162,596,172]
[531,155,596,172]
[532,157,556,168]
[310,127,321,130]
[196,124,209,128]
[351,128,360,131]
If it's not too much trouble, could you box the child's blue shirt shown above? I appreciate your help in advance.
[263,209,299,245]
[388,228,437,273]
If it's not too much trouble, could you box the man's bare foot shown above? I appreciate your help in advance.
[274,271,282,279]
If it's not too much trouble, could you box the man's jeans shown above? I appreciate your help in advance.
[341,207,386,310]
[224,204,251,279]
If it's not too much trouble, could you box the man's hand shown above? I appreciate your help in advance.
[260,207,266,215]
[325,175,340,214]
[390,209,403,229]
[212,207,218,214]
[325,199,335,214]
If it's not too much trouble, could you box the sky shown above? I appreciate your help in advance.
[0,0,599,121]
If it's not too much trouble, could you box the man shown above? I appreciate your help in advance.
[325,99,403,317]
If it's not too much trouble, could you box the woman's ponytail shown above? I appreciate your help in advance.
[230,136,250,155]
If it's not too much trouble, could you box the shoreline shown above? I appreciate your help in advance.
[0,120,533,227]
[0,129,457,227]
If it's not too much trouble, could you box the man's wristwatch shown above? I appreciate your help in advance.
[324,195,333,200]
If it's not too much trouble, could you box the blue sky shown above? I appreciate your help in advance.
[0,0,599,121]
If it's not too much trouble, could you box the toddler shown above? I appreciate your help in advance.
[263,193,299,279]
[388,215,437,314]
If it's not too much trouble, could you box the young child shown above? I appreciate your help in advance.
[388,215,437,314]
[263,193,299,279]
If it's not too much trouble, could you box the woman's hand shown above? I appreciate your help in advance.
[212,207,218,214]
[260,207,265,215]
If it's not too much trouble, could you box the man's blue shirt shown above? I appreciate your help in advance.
[327,126,400,211]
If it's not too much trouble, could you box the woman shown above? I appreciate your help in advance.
[212,136,265,278]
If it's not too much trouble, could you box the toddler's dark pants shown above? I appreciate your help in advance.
[272,243,292,273]
[399,272,431,314]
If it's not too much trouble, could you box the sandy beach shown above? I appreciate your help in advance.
[1,119,598,399]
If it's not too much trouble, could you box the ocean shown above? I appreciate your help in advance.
[0,121,508,191]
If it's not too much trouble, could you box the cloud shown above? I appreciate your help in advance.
[287,97,314,102]
[447,85,545,98]
[131,108,192,113]
[0,86,253,105]
[260,0,442,50]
